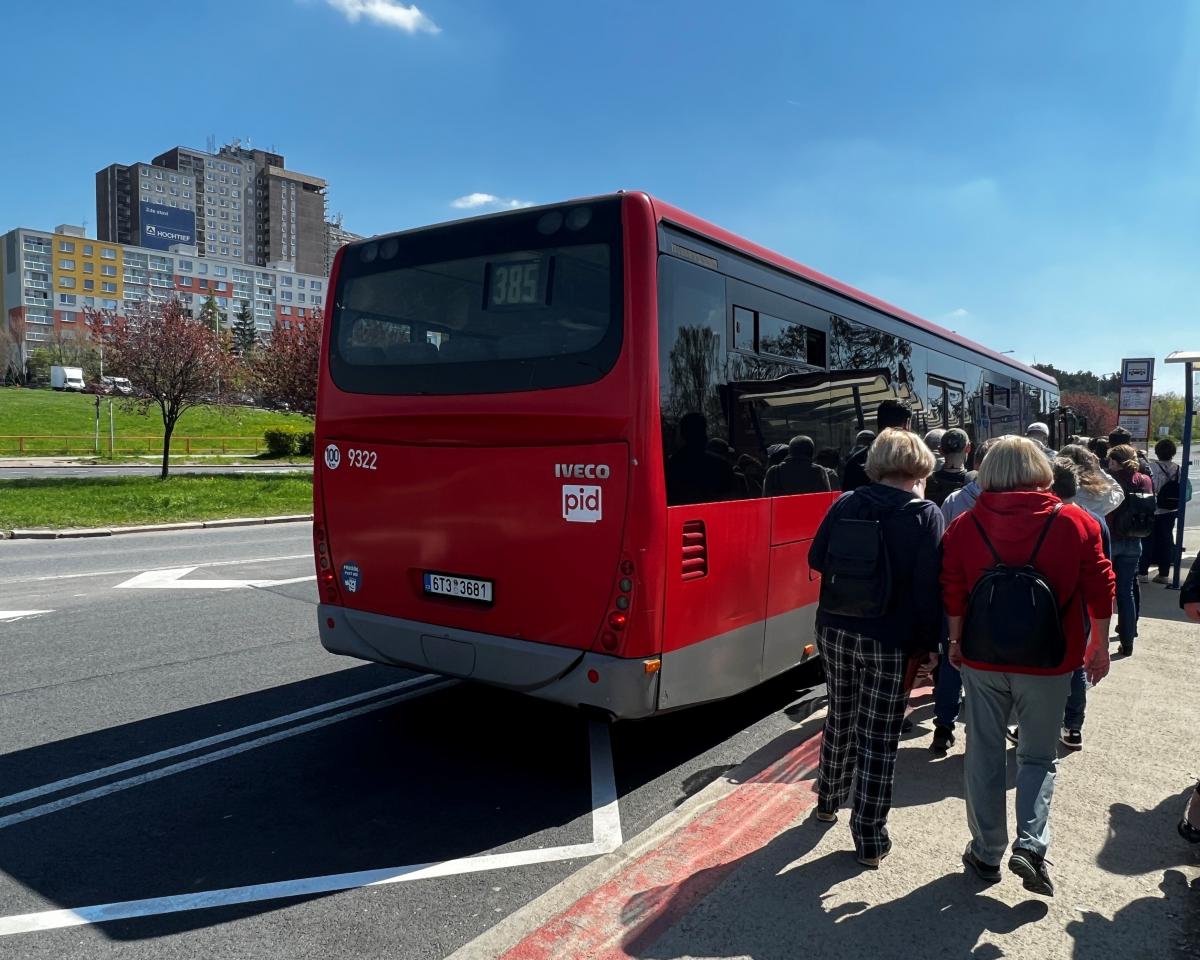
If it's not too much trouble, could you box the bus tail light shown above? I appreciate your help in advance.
[681,521,708,580]
[314,525,341,605]
[597,558,635,652]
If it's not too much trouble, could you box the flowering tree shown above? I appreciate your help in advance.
[1062,391,1118,440]
[255,307,323,417]
[87,299,233,478]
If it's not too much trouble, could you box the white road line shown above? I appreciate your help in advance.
[0,674,439,811]
[0,720,623,937]
[0,611,52,624]
[115,567,316,590]
[1,554,312,586]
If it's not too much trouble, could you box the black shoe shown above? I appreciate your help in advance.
[815,798,838,824]
[856,838,892,868]
[962,844,1002,883]
[1059,728,1082,751]
[1119,643,1133,657]
[1005,725,1019,746]
[901,716,915,734]
[930,725,955,755]
[1009,847,1054,896]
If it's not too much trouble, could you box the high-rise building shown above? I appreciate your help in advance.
[96,142,329,274]
[325,218,364,273]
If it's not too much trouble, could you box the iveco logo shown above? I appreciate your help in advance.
[555,463,611,480]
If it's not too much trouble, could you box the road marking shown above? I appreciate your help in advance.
[0,721,622,937]
[115,567,316,590]
[3,554,312,586]
[0,611,52,623]
[0,677,456,830]
[0,674,439,811]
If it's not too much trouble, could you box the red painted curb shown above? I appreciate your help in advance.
[502,732,823,960]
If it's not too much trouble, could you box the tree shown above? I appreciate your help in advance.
[0,313,26,384]
[1150,392,1186,442]
[1034,363,1121,397]
[255,307,323,416]
[198,294,226,334]
[232,301,257,356]
[87,299,233,478]
[1062,391,1118,439]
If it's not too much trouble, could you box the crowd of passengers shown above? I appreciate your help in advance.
[772,401,1199,898]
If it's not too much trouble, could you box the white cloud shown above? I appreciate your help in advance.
[325,0,439,34]
[451,193,534,211]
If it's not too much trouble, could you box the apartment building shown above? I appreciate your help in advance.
[97,142,329,275]
[1,223,327,366]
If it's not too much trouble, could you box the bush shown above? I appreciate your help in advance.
[264,428,297,457]
[296,431,314,456]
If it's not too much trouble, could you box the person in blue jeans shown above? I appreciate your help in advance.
[1106,445,1153,656]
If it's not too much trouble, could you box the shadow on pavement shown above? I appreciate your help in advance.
[622,831,1048,960]
[1098,790,1200,876]
[0,659,823,941]
[1065,869,1200,960]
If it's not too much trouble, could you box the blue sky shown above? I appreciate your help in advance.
[4,0,1197,392]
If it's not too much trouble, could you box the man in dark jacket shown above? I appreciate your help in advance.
[925,428,972,506]
[764,435,832,496]
[842,400,912,491]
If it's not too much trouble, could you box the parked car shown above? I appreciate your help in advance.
[101,375,134,396]
[83,381,111,395]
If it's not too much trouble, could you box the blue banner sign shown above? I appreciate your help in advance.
[139,202,195,250]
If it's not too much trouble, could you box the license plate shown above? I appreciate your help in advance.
[423,572,493,603]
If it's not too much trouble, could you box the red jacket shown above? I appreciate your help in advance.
[941,490,1115,675]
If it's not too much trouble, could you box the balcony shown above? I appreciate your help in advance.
[24,281,49,291]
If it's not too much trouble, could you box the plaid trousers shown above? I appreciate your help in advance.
[816,626,910,859]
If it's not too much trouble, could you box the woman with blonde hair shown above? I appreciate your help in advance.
[808,428,945,868]
[942,436,1113,896]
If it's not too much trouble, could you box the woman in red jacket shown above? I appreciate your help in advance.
[942,436,1114,897]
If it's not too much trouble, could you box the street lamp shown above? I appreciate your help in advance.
[1164,350,1198,589]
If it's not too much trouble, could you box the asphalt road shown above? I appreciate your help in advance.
[0,525,825,959]
[0,464,312,479]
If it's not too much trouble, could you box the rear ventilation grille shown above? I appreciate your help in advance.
[681,520,708,581]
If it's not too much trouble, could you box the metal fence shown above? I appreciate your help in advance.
[0,436,263,456]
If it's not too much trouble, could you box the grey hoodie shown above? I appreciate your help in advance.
[941,478,980,525]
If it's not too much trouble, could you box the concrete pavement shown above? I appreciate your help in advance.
[462,577,1200,959]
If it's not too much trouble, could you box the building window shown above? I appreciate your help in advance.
[280,291,292,302]
[214,266,228,277]
[207,244,216,253]
[199,279,209,289]
[311,280,322,291]
[169,174,177,183]
[83,262,94,274]
[280,276,292,286]
[101,298,118,309]
[59,293,77,304]
[141,168,149,177]
[155,170,164,179]
[58,240,75,253]
[101,248,116,260]
[83,244,93,256]
[83,296,95,307]
[298,293,306,303]
[296,278,305,288]
[281,306,292,315]
[198,263,208,275]
[221,247,229,255]
[102,282,117,293]
[59,277,76,289]
[179,259,193,271]
[59,259,75,270]
[101,265,116,276]
[83,279,94,290]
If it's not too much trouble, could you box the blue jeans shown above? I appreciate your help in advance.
[1063,667,1087,730]
[933,643,963,729]
[962,667,1073,862]
[1112,539,1142,648]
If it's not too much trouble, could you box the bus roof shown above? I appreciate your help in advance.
[641,193,1057,389]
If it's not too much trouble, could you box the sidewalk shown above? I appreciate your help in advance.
[465,587,1200,960]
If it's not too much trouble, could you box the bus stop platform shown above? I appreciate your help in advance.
[457,580,1200,960]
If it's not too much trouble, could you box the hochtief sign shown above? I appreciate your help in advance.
[139,201,195,251]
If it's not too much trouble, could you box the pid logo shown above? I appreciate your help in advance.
[563,485,602,524]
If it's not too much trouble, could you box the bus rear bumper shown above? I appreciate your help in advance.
[318,604,659,719]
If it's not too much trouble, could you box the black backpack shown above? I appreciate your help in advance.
[961,504,1068,670]
[819,500,916,618]
[1155,461,1181,511]
[1111,479,1157,539]
[925,468,968,507]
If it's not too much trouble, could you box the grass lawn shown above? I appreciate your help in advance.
[0,474,313,529]
[0,387,310,455]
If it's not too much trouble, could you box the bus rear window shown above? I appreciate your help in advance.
[329,201,622,395]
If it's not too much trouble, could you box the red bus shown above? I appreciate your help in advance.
[313,193,1059,719]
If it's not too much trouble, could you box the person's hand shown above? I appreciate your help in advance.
[1186,602,1200,624]
[948,639,963,668]
[1085,641,1110,685]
